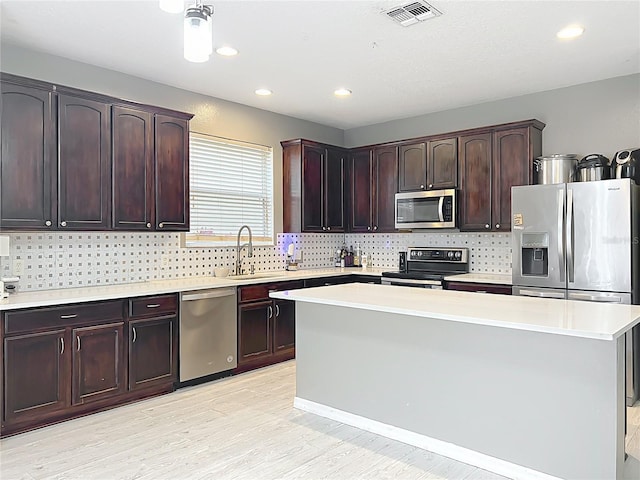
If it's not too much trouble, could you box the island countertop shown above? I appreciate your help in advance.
[271,283,640,341]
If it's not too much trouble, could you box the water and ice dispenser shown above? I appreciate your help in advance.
[520,233,549,277]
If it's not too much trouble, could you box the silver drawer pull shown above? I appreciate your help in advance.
[146,304,161,308]
[60,314,77,319]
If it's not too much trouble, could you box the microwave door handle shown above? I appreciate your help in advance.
[566,188,574,283]
[438,196,444,222]
[558,189,565,283]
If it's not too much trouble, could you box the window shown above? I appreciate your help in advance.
[185,132,273,246]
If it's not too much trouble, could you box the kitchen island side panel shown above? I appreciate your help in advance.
[294,303,625,480]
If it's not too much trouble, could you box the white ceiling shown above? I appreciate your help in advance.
[1,1,639,129]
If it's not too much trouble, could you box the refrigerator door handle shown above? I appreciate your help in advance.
[557,189,565,282]
[566,188,574,283]
[568,293,625,303]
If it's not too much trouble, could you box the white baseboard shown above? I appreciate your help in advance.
[294,397,561,480]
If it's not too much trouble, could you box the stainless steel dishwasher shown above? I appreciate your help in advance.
[179,287,237,383]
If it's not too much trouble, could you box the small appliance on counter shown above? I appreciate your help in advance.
[611,148,640,184]
[575,154,609,182]
[381,247,468,288]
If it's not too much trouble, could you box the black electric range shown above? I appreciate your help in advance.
[381,247,469,288]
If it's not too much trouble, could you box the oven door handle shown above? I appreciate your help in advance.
[382,278,441,287]
[438,196,444,222]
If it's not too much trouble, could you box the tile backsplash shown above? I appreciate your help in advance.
[1,231,511,292]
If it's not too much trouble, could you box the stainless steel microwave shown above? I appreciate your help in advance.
[395,189,456,229]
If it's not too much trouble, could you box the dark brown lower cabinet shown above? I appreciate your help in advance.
[1,295,177,437]
[3,329,69,424]
[128,316,177,391]
[73,323,125,405]
[236,281,303,373]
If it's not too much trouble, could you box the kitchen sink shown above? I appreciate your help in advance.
[225,272,288,281]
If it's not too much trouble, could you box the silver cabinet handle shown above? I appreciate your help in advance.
[267,305,273,319]
[485,224,490,229]
[495,224,500,229]
[60,314,77,319]
[373,225,378,231]
[60,337,64,354]
[420,184,425,189]
[77,335,81,351]
[146,304,160,308]
[327,226,331,231]
[146,222,151,228]
[367,226,371,231]
[60,221,67,227]
[275,304,280,317]
[158,223,164,228]
[132,327,137,343]
[429,184,433,188]
[322,226,326,231]
[45,220,52,227]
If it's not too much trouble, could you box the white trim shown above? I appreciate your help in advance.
[293,397,562,480]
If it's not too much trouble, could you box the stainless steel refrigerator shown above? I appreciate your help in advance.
[511,178,640,406]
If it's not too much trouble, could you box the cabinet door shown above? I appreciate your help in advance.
[155,115,189,231]
[459,133,492,231]
[128,316,177,391]
[325,148,346,232]
[58,94,111,230]
[373,146,398,232]
[3,330,69,423]
[112,106,154,230]
[273,300,295,355]
[0,83,55,230]
[492,127,530,232]
[349,149,373,232]
[238,300,272,364]
[301,144,324,232]
[398,143,426,192]
[72,323,125,405]
[427,138,457,190]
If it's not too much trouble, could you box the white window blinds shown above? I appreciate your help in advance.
[187,132,273,245]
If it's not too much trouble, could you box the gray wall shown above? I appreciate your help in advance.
[0,44,344,235]
[344,74,640,158]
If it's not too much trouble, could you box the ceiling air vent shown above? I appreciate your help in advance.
[383,1,442,27]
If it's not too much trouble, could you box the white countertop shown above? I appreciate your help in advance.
[270,283,640,341]
[0,268,386,311]
[443,273,512,285]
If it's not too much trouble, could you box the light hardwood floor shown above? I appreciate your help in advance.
[1,360,639,480]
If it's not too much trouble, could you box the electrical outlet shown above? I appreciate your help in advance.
[297,250,303,262]
[13,259,24,277]
[161,254,170,268]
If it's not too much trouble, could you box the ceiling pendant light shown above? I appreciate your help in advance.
[184,2,213,63]
[159,0,184,14]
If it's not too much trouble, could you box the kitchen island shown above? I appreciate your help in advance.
[270,283,640,480]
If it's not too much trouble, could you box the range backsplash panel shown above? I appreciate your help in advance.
[1,232,511,292]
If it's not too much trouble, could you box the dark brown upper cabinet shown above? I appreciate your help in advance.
[398,143,427,192]
[349,146,398,233]
[0,73,192,232]
[112,106,154,230]
[57,94,111,230]
[459,121,544,232]
[0,82,55,230]
[399,138,457,192]
[155,115,190,231]
[427,137,458,190]
[282,139,346,233]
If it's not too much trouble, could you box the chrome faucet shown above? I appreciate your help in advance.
[235,225,253,275]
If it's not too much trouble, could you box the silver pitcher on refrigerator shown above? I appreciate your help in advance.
[511,178,640,406]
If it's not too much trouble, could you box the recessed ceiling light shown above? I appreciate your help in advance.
[159,0,183,14]
[334,88,352,97]
[216,46,238,56]
[557,25,585,39]
[255,88,272,96]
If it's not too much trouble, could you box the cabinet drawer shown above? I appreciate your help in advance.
[4,300,124,335]
[239,281,304,303]
[129,294,178,318]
